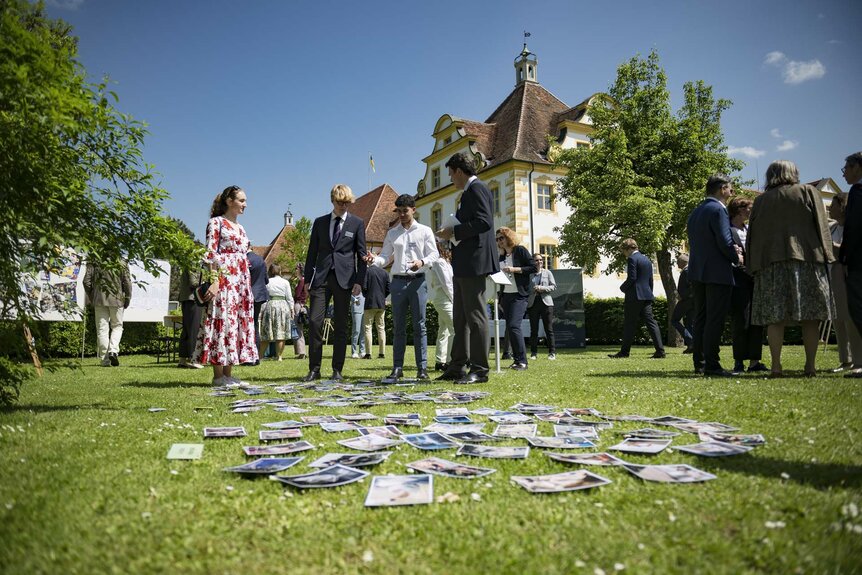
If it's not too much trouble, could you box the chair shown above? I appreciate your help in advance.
[155,315,181,364]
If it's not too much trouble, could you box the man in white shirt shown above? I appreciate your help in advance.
[367,194,439,380]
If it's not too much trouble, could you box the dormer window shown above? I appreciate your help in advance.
[432,167,440,189]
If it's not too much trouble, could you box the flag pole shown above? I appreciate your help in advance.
[368,151,372,192]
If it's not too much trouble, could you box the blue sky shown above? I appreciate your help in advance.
[46,0,861,246]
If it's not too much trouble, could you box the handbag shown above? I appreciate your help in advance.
[193,219,223,307]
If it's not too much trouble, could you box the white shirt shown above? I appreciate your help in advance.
[502,253,518,293]
[429,259,454,303]
[329,211,349,243]
[266,276,294,303]
[373,220,439,276]
[463,175,477,191]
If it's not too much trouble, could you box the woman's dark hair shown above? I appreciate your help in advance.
[210,185,243,218]
[268,263,281,278]
[727,197,753,220]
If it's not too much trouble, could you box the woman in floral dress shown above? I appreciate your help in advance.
[193,185,258,386]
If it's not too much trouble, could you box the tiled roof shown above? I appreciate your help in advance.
[252,221,296,267]
[351,183,400,245]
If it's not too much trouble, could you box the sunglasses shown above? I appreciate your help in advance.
[495,237,505,241]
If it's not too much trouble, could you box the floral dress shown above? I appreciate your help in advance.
[192,217,259,366]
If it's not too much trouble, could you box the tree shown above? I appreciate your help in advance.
[0,1,200,402]
[554,50,744,344]
[274,216,312,275]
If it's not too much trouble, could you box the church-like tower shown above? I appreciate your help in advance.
[514,42,538,85]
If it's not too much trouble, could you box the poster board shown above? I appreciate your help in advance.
[19,250,87,321]
[124,260,171,323]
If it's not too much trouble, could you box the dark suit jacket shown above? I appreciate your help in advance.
[498,245,537,297]
[729,226,753,290]
[687,197,738,286]
[676,267,691,304]
[304,212,367,290]
[452,178,499,278]
[363,265,390,309]
[620,251,654,301]
[840,183,862,270]
[247,252,269,303]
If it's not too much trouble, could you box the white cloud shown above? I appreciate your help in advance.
[765,51,786,66]
[770,128,783,139]
[46,0,85,9]
[783,59,826,84]
[828,39,842,45]
[727,146,766,159]
[776,140,798,152]
[817,13,825,19]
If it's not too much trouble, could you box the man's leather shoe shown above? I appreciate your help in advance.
[694,367,704,375]
[436,371,460,381]
[703,369,734,377]
[510,363,528,371]
[416,369,430,380]
[385,367,403,380]
[682,346,694,354]
[747,363,769,373]
[434,362,446,371]
[301,369,320,382]
[607,352,629,358]
[455,372,489,384]
[650,351,666,359]
[109,353,119,367]
[331,370,344,382]
[362,354,372,360]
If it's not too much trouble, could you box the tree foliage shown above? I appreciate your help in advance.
[554,50,744,339]
[0,1,200,402]
[274,216,312,276]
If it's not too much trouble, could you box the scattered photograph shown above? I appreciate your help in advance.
[564,408,603,417]
[698,431,766,447]
[510,403,557,414]
[261,420,310,429]
[600,414,650,422]
[535,412,583,424]
[511,469,612,493]
[231,405,265,413]
[301,415,340,424]
[650,415,696,425]
[242,441,315,456]
[471,407,507,416]
[273,406,310,414]
[337,434,403,451]
[364,475,433,507]
[674,441,753,457]
[308,452,393,468]
[203,427,247,439]
[673,421,740,434]
[148,407,166,413]
[623,463,717,483]
[403,432,461,450]
[488,412,533,424]
[406,457,497,479]
[223,457,304,475]
[339,413,378,421]
[425,423,485,434]
[435,407,469,417]
[553,425,599,440]
[386,413,420,420]
[622,428,680,439]
[317,400,351,407]
[526,436,596,449]
[166,443,203,460]
[384,417,422,427]
[442,430,499,443]
[274,464,370,489]
[357,425,404,438]
[456,444,529,459]
[544,452,628,466]
[608,438,671,454]
[259,428,303,441]
[492,424,537,438]
[319,422,363,433]
[433,415,474,424]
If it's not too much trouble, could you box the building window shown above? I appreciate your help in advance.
[443,136,452,146]
[432,167,440,189]
[576,141,590,149]
[539,244,557,269]
[489,185,501,216]
[537,183,554,211]
[431,207,441,232]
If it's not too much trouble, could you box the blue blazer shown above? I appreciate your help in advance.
[247,251,269,303]
[620,251,654,301]
[840,183,862,270]
[686,197,738,286]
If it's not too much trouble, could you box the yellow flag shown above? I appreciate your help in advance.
[369,155,375,173]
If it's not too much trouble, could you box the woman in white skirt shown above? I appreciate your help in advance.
[259,263,294,361]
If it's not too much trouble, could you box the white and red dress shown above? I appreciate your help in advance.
[192,216,259,366]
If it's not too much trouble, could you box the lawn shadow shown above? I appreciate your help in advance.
[698,454,862,490]
[122,380,214,389]
[1,403,122,414]
[587,370,703,379]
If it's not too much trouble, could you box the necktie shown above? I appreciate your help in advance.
[332,216,342,246]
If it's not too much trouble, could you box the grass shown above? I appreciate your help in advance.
[1,345,861,575]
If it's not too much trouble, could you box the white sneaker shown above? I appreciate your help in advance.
[225,376,252,389]
[351,353,360,359]
[188,362,204,369]
[548,353,556,360]
[530,354,538,360]
[212,376,229,387]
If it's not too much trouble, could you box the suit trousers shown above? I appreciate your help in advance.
[293,302,306,356]
[831,264,862,366]
[308,271,350,373]
[351,306,366,356]
[95,305,124,361]
[528,301,555,355]
[431,299,454,364]
[620,298,664,354]
[362,308,386,357]
[691,281,732,372]
[671,300,693,346]
[253,301,264,351]
[730,283,763,363]
[449,275,490,376]
[179,300,202,360]
[501,292,529,364]
[391,276,428,369]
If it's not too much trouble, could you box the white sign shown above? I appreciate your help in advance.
[125,260,171,323]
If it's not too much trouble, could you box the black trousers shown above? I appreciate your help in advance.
[846,268,862,337]
[501,292,529,364]
[730,282,762,363]
[253,301,264,350]
[307,271,351,373]
[179,300,202,359]
[449,275,490,376]
[691,280,733,372]
[528,301,555,354]
[620,298,664,354]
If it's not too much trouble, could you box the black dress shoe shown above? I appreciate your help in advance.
[416,369,430,380]
[362,354,372,360]
[301,369,320,382]
[331,370,344,382]
[436,371,460,381]
[434,362,446,371]
[694,368,704,375]
[501,353,512,360]
[510,363,528,371]
[109,353,119,367]
[378,353,385,359]
[682,346,694,354]
[747,362,769,373]
[650,351,666,359]
[385,367,403,381]
[455,372,489,384]
[703,369,734,377]
[607,352,629,358]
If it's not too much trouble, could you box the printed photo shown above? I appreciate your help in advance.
[544,451,627,466]
[553,425,599,440]
[600,414,650,422]
[308,452,393,468]
[338,434,403,451]
[301,415,340,424]
[403,432,461,450]
[471,407,507,416]
[511,469,612,493]
[456,444,530,459]
[406,457,497,478]
[434,415,474,424]
[223,456,304,475]
[622,428,680,439]
[339,413,378,421]
[442,430,499,443]
[435,407,470,417]
[510,403,557,414]
[425,423,485,434]
[623,463,717,483]
[488,412,533,424]
[242,440,315,456]
[259,428,303,441]
[492,424,538,438]
[384,417,422,427]
[274,464,370,489]
[674,441,752,457]
[203,427,247,439]
[564,408,603,417]
[673,422,740,434]
[364,475,433,507]
[319,422,363,433]
[273,406,310,414]
[526,436,595,449]
[357,425,404,438]
[650,415,696,425]
[697,431,766,447]
[608,438,671,454]
[261,420,310,429]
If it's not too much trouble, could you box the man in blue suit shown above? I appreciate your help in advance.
[247,250,269,364]
[686,174,741,376]
[609,239,665,358]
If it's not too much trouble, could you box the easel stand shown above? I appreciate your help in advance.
[489,271,511,374]
[23,324,43,377]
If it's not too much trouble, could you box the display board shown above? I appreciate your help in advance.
[19,250,87,321]
[124,260,171,323]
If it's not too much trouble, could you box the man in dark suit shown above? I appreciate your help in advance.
[671,253,693,353]
[435,152,499,384]
[302,184,367,381]
[686,174,741,377]
[839,152,862,379]
[247,250,268,364]
[609,239,665,359]
[362,259,390,359]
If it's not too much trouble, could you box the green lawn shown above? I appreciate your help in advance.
[1,346,860,575]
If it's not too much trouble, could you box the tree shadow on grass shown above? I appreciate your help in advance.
[698,454,862,490]
[0,403,122,414]
[586,370,704,379]
[122,380,213,389]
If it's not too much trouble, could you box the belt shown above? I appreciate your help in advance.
[393,273,424,280]
[269,296,287,301]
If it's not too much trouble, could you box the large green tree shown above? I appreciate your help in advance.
[0,1,199,401]
[554,50,744,343]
